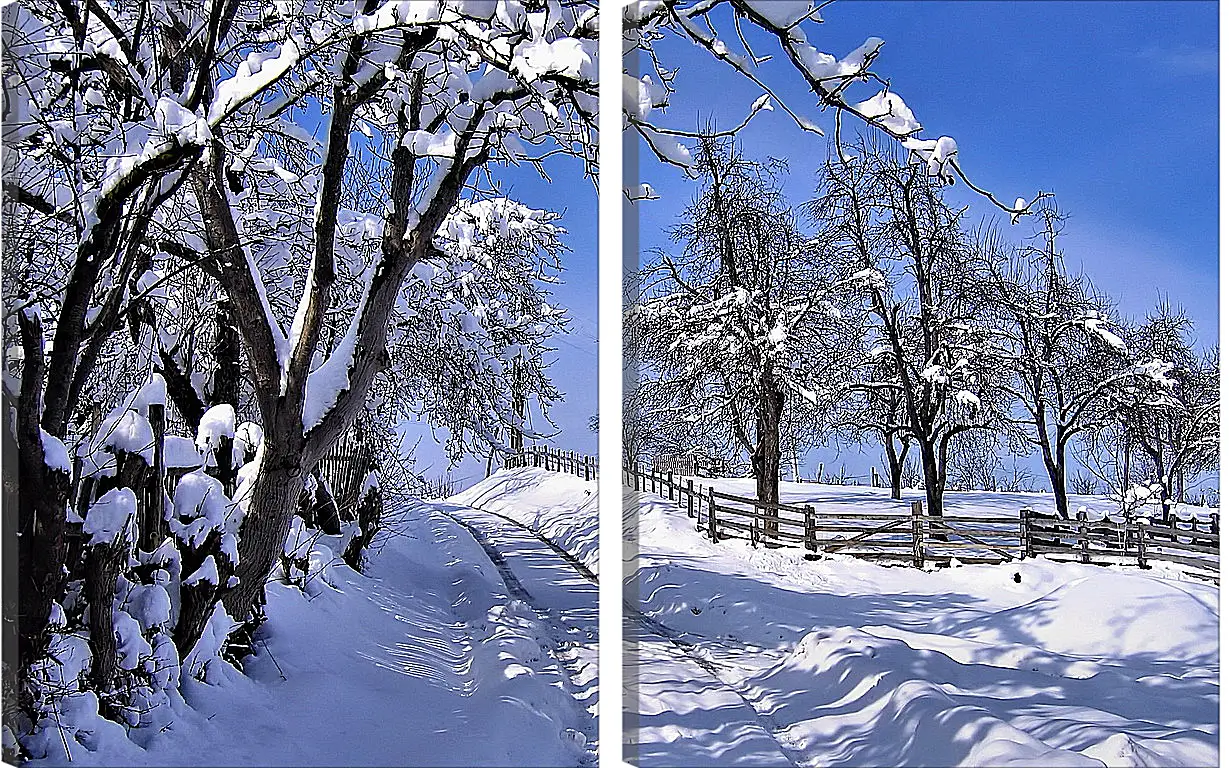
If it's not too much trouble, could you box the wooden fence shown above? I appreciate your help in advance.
[505,445,598,482]
[622,462,1219,579]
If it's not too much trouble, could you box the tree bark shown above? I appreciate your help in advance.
[884,434,906,500]
[751,368,785,539]
[918,439,945,520]
[222,442,305,619]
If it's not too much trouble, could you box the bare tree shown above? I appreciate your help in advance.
[630,138,862,527]
[810,143,1005,519]
[981,206,1141,518]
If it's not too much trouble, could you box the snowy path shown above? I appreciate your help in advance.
[434,500,599,758]
[625,488,802,767]
[74,499,596,767]
[628,486,1220,767]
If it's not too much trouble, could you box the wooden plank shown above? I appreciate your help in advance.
[711,504,807,527]
[1149,540,1221,556]
[1148,551,1218,571]
[824,518,910,553]
[916,515,1023,524]
[709,490,812,515]
[809,511,917,521]
[1138,524,1219,542]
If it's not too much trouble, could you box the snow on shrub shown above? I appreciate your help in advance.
[83,488,137,547]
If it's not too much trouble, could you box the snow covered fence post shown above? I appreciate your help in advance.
[911,500,925,568]
[667,471,674,501]
[804,505,817,552]
[1019,509,1032,559]
[1076,510,1091,564]
[687,479,695,518]
[708,487,719,542]
[1136,519,1149,569]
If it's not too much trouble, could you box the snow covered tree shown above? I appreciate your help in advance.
[810,143,1006,519]
[980,207,1142,518]
[2,0,596,740]
[631,138,863,525]
[1111,304,1219,518]
[142,0,597,621]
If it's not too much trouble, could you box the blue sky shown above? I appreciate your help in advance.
[633,0,1217,482]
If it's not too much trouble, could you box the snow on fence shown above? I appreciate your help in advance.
[505,445,598,482]
[622,462,1219,579]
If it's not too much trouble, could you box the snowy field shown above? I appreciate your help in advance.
[29,469,597,767]
[626,481,1219,767]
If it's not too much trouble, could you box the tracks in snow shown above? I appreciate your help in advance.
[435,502,599,766]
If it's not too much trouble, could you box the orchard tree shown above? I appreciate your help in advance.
[1114,304,1219,517]
[981,207,1142,518]
[810,145,1006,519]
[835,349,913,499]
[631,138,863,527]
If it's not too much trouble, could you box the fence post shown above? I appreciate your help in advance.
[667,471,674,501]
[695,484,705,532]
[804,505,816,553]
[145,402,167,551]
[817,462,824,483]
[1075,509,1091,564]
[1019,509,1032,559]
[585,456,591,482]
[708,487,718,542]
[1136,518,1149,569]
[911,500,924,568]
[1211,512,1219,535]
[871,466,879,488]
[750,501,758,549]
[687,479,695,518]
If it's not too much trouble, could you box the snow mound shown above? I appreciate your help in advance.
[927,569,1219,663]
[450,467,598,574]
[756,628,1104,767]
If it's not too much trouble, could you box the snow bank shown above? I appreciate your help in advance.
[450,466,598,573]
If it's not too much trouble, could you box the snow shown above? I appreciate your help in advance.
[629,479,1219,767]
[83,488,137,547]
[208,40,301,124]
[742,0,813,28]
[40,429,70,474]
[195,404,236,455]
[133,374,168,412]
[850,90,921,135]
[96,409,155,462]
[450,467,599,574]
[1081,314,1128,352]
[163,436,203,469]
[28,471,597,766]
[182,556,219,587]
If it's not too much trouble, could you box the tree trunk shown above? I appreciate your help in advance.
[223,446,305,619]
[884,435,905,501]
[751,371,785,539]
[1045,454,1069,520]
[918,440,945,520]
[84,533,129,708]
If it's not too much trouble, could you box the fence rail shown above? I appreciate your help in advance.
[621,462,1219,579]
